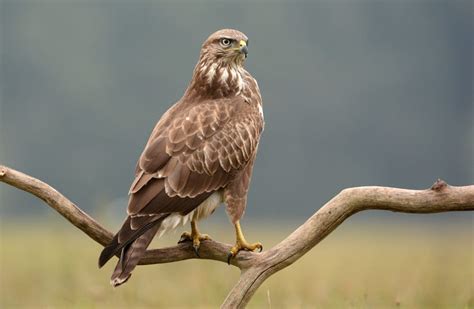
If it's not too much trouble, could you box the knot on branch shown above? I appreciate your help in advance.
[0,166,7,177]
[430,179,448,192]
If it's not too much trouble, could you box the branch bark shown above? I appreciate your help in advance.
[1,164,473,308]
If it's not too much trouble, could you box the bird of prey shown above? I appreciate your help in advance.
[98,29,264,287]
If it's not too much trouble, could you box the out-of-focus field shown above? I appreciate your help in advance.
[1,218,472,308]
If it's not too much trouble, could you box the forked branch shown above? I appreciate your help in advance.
[1,164,473,308]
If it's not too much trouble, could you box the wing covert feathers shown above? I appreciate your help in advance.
[131,101,263,202]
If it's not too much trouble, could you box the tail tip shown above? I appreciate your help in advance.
[111,274,132,287]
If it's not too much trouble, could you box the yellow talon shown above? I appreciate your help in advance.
[227,221,263,264]
[178,221,211,257]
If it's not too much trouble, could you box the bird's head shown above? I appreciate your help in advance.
[200,29,249,66]
[187,29,252,99]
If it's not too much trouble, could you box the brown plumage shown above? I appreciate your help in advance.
[99,29,264,286]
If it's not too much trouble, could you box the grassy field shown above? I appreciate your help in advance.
[1,218,472,308]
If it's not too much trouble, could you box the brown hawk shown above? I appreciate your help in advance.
[98,29,264,287]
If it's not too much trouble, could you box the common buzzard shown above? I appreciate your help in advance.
[99,29,264,287]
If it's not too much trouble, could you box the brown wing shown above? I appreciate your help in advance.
[127,98,263,218]
[98,98,262,272]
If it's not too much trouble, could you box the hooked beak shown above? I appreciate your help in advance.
[239,40,248,58]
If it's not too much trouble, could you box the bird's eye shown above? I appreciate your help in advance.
[220,38,232,47]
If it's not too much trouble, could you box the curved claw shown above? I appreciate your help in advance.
[227,241,263,264]
[193,244,201,258]
[177,230,210,258]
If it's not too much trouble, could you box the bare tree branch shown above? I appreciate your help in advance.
[222,181,474,307]
[1,164,473,308]
[0,165,113,246]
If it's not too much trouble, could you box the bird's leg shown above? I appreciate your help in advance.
[178,220,210,257]
[227,220,263,264]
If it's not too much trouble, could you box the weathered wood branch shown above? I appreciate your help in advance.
[1,164,473,308]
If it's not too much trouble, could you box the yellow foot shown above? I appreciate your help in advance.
[227,220,263,264]
[178,231,211,257]
[227,240,263,264]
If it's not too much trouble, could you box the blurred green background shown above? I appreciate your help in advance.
[0,0,472,308]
